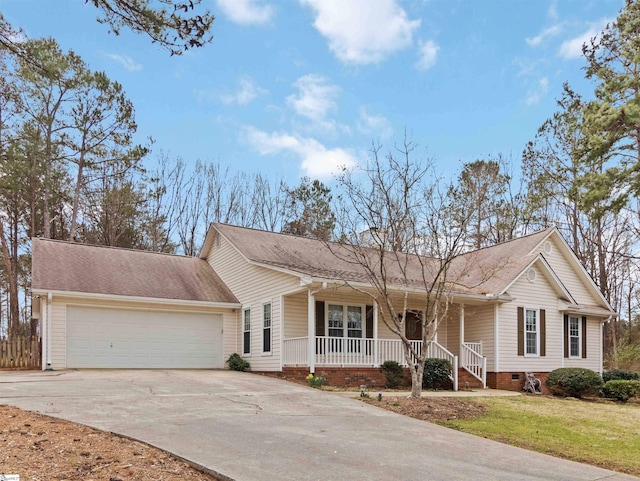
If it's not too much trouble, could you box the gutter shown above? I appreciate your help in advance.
[31,289,242,310]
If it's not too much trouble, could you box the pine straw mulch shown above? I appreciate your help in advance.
[0,405,222,481]
[360,395,487,422]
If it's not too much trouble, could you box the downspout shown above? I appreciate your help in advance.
[46,292,52,370]
[600,316,611,374]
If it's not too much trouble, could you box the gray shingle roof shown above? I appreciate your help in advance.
[32,239,239,304]
[213,223,554,296]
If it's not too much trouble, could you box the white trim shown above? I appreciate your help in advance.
[524,308,540,358]
[308,289,315,373]
[31,289,241,309]
[242,307,252,357]
[46,292,52,369]
[494,303,499,373]
[325,301,366,339]
[279,295,285,370]
[568,315,581,358]
[373,302,379,367]
[262,301,272,354]
[599,319,605,373]
[531,228,615,313]
[500,255,575,303]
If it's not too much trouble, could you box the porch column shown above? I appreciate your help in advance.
[459,304,465,367]
[373,302,379,367]
[308,289,315,373]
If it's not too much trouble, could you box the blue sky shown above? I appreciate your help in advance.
[0,0,624,185]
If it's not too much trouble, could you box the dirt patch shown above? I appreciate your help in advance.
[361,395,486,422]
[0,405,221,481]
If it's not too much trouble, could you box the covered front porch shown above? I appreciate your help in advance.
[281,288,493,390]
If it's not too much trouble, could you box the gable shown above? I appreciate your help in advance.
[531,231,612,311]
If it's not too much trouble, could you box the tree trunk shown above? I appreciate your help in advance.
[69,147,86,241]
[0,219,19,338]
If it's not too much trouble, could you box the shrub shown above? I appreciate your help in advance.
[603,369,639,383]
[226,353,250,372]
[545,368,603,398]
[601,380,640,402]
[422,358,452,390]
[306,373,325,388]
[381,360,404,389]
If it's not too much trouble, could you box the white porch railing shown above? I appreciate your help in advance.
[285,336,454,371]
[461,342,487,388]
[282,336,308,365]
[283,336,459,391]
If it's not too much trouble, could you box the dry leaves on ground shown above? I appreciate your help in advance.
[0,405,220,481]
[361,395,486,422]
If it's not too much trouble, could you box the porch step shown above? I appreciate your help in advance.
[457,368,484,389]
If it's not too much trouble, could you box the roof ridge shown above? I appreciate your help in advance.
[32,237,196,260]
[460,226,556,256]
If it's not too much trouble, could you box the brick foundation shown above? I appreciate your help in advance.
[457,368,484,389]
[279,366,411,388]
[260,367,550,392]
[487,371,550,392]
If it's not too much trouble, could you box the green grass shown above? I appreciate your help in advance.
[438,396,640,476]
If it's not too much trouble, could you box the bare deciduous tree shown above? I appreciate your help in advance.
[332,139,471,397]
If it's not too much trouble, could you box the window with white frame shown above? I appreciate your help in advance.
[569,316,581,357]
[242,308,251,355]
[262,303,272,353]
[327,304,363,338]
[525,309,539,356]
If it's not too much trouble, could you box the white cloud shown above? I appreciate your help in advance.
[287,74,339,122]
[301,0,421,65]
[216,0,274,25]
[525,25,562,47]
[548,1,559,21]
[357,108,393,139]
[558,19,611,59]
[415,40,439,71]
[525,77,549,106]
[106,54,142,72]
[220,76,268,105]
[243,126,356,178]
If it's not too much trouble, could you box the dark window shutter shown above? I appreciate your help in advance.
[517,307,524,356]
[564,314,569,358]
[582,316,588,358]
[315,301,325,337]
[263,328,271,352]
[366,305,374,339]
[540,309,546,357]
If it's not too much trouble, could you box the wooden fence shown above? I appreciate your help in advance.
[0,336,41,369]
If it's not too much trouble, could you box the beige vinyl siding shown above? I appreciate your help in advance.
[283,292,308,339]
[543,236,601,306]
[50,301,67,370]
[499,264,562,372]
[207,234,301,371]
[564,317,602,372]
[47,295,235,370]
[444,305,461,357]
[462,304,495,370]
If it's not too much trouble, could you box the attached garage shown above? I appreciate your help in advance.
[66,306,224,368]
[32,239,240,370]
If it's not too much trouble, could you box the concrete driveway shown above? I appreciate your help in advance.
[0,370,636,481]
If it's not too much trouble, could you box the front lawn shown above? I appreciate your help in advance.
[439,396,640,476]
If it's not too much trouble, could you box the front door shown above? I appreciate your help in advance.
[404,310,423,340]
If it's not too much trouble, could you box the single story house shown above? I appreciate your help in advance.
[32,223,615,390]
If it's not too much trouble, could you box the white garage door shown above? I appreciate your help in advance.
[66,306,224,368]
